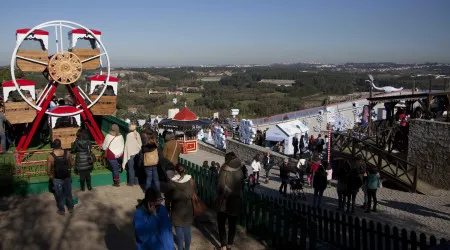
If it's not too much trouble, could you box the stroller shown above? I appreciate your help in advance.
[288,173,307,201]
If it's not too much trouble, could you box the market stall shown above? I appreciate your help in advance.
[265,119,310,155]
[158,107,212,154]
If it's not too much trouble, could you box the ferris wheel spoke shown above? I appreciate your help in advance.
[77,86,93,103]
[59,22,64,52]
[81,53,105,63]
[16,55,48,66]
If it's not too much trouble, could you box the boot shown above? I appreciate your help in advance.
[112,180,120,187]
[87,179,92,191]
[80,180,85,191]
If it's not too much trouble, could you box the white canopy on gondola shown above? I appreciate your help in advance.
[2,79,36,100]
[88,74,119,95]
[68,28,101,49]
[16,29,49,50]
[50,106,81,128]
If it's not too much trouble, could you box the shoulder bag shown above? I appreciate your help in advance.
[190,178,206,216]
[103,136,117,160]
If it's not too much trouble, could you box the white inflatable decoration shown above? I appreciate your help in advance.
[197,129,205,140]
[238,119,256,145]
[331,113,353,131]
[213,127,226,150]
[366,74,403,93]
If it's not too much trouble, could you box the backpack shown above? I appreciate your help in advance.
[144,150,159,167]
[52,150,71,179]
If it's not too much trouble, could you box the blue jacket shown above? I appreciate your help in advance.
[134,205,174,250]
[367,172,380,190]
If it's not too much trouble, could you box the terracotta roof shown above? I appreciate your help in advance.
[173,107,198,121]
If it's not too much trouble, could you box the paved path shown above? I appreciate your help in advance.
[181,150,450,240]
[0,185,265,250]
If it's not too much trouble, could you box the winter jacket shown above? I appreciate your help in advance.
[167,174,194,227]
[347,168,363,192]
[262,156,272,171]
[367,172,381,190]
[162,139,181,166]
[134,205,174,250]
[279,164,297,179]
[313,171,328,191]
[71,139,92,171]
[251,160,261,172]
[217,157,244,216]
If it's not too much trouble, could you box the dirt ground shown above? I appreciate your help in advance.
[0,185,266,250]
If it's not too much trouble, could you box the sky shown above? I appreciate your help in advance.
[0,0,449,67]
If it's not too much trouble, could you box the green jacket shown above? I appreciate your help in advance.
[367,172,380,190]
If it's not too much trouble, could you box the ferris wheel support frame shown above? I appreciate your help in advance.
[12,20,109,165]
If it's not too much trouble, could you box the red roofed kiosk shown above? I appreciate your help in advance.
[158,106,212,154]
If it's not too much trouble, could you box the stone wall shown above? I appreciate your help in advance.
[408,119,450,189]
[226,138,291,166]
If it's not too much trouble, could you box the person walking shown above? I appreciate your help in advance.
[163,132,181,167]
[71,129,93,191]
[251,155,261,184]
[365,167,381,213]
[292,136,299,158]
[215,152,244,250]
[140,133,161,191]
[102,124,124,187]
[279,158,296,197]
[0,111,10,153]
[336,163,350,211]
[346,168,363,213]
[123,122,142,186]
[313,165,328,208]
[134,187,174,250]
[167,163,195,250]
[262,151,273,184]
[47,139,74,215]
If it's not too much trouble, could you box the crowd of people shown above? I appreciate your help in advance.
[45,122,245,250]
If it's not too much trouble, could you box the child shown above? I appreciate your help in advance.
[249,173,256,192]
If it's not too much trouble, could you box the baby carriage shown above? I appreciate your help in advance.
[289,174,307,201]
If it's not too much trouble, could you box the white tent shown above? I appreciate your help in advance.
[265,120,310,155]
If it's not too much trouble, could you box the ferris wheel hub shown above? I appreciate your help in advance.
[48,51,82,84]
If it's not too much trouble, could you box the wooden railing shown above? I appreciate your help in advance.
[179,158,446,249]
[330,131,418,193]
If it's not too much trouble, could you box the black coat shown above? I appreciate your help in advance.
[313,172,328,190]
[279,164,296,179]
[71,139,92,171]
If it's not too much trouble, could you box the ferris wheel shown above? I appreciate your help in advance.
[6,20,117,160]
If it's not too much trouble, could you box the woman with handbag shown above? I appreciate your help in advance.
[140,133,160,191]
[215,152,244,250]
[123,122,142,186]
[102,124,124,187]
[166,163,200,250]
[71,129,94,191]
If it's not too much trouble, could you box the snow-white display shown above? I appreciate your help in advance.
[316,115,323,123]
[238,119,256,145]
[331,113,353,131]
[213,127,226,150]
[302,119,309,126]
[313,125,321,132]
[197,129,205,140]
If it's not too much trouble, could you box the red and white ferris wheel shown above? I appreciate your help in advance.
[6,20,119,163]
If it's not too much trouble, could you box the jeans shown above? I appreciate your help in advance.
[127,154,138,185]
[253,171,259,183]
[313,188,325,208]
[175,226,192,250]
[367,188,378,210]
[79,169,91,188]
[53,178,74,212]
[1,133,6,153]
[346,191,357,212]
[279,178,289,195]
[145,166,160,191]
[217,212,237,247]
[109,159,120,181]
